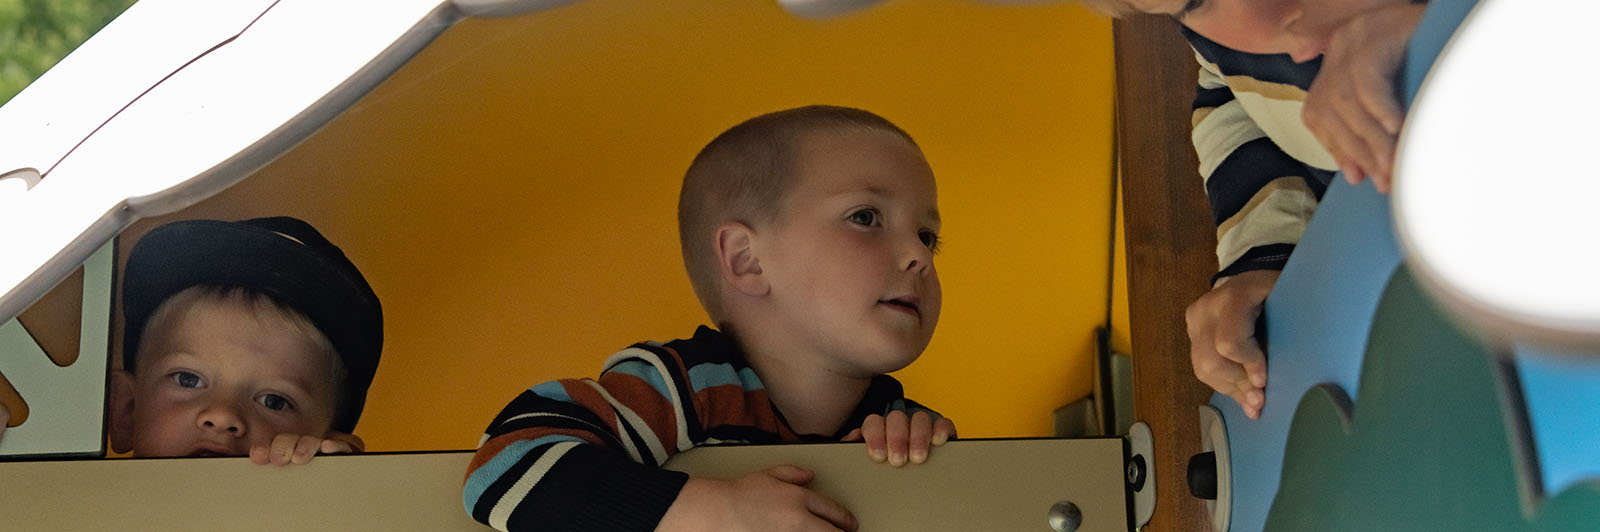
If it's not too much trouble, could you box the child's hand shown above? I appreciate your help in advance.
[248,431,365,466]
[1301,3,1427,194]
[843,410,956,467]
[1186,269,1278,419]
[658,465,857,532]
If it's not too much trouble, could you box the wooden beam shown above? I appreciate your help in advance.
[1113,14,1219,532]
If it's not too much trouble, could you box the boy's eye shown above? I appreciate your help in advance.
[847,208,881,227]
[170,371,203,389]
[919,231,942,253]
[257,394,294,412]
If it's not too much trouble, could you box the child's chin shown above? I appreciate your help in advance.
[863,352,921,375]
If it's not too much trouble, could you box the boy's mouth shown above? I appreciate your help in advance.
[187,442,235,457]
[881,295,921,317]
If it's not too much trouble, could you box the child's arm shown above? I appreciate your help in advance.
[466,343,864,532]
[248,431,365,466]
[464,372,690,532]
[1301,2,1428,193]
[470,344,824,532]
[1184,43,1322,419]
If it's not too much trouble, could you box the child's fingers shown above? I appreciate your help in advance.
[840,428,863,442]
[291,434,321,465]
[1233,383,1265,420]
[932,417,957,446]
[908,411,933,464]
[322,431,365,454]
[320,438,355,455]
[804,489,858,532]
[884,410,909,467]
[1195,355,1263,418]
[1355,66,1405,136]
[859,414,886,463]
[763,464,816,486]
[267,433,299,465]
[1220,341,1268,398]
[1214,311,1266,386]
[1235,386,1260,419]
[1330,81,1394,184]
[249,442,270,465]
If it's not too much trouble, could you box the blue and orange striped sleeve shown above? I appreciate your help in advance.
[463,346,696,532]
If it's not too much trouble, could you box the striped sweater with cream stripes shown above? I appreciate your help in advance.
[1182,27,1334,281]
[463,325,937,532]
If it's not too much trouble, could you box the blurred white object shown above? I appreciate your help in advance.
[1394,0,1600,351]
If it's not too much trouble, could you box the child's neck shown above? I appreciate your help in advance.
[731,330,872,437]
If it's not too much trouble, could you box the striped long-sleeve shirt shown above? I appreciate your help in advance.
[1182,27,1334,281]
[463,325,936,532]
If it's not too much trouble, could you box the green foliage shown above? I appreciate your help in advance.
[0,0,137,106]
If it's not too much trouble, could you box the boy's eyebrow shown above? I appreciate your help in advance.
[851,185,940,222]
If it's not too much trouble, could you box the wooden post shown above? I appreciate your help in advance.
[1113,14,1219,532]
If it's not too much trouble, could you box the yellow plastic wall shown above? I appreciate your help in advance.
[110,0,1120,451]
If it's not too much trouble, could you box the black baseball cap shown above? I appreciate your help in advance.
[121,217,382,433]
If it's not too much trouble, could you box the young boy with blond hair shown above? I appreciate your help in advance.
[109,216,383,465]
[464,105,956,532]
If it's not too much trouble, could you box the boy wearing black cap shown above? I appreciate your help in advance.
[107,216,382,465]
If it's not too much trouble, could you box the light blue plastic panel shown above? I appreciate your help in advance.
[1210,181,1397,532]
[1517,348,1600,496]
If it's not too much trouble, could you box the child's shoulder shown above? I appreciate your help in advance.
[600,325,760,391]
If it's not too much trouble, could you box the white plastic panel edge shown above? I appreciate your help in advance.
[0,0,463,324]
[0,0,277,201]
[451,0,581,17]
[776,0,886,18]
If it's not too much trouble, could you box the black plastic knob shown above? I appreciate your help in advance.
[1187,451,1218,500]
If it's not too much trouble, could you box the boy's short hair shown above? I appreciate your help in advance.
[138,285,349,386]
[678,105,917,322]
[121,217,382,433]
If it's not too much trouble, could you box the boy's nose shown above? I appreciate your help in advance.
[197,403,247,436]
[902,238,933,275]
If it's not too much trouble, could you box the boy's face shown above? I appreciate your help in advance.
[1141,0,1411,62]
[111,296,340,457]
[757,127,942,377]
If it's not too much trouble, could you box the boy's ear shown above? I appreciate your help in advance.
[107,370,136,454]
[714,222,768,297]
